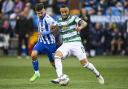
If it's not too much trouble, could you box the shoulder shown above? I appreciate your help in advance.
[71,15,81,23]
[56,15,62,21]
[45,14,52,20]
[45,14,55,22]
[72,15,80,19]
[68,15,80,21]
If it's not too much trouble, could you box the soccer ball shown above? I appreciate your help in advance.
[59,74,70,86]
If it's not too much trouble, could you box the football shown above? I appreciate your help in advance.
[59,74,70,86]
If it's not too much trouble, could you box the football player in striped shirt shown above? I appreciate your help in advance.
[29,3,57,82]
[51,4,104,85]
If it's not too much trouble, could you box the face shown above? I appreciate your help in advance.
[36,9,45,19]
[60,7,69,19]
[95,23,101,30]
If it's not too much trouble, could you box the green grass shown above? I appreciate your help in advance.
[0,55,128,89]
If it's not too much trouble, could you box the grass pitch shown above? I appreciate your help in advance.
[0,55,128,89]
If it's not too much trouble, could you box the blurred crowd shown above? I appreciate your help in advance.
[0,0,128,57]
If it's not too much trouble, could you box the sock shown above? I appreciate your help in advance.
[32,59,39,74]
[35,70,40,75]
[84,62,100,77]
[54,56,63,78]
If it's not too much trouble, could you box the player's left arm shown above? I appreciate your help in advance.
[42,30,51,36]
[75,16,87,32]
[41,17,57,36]
[41,21,51,36]
[76,20,87,32]
[46,16,59,32]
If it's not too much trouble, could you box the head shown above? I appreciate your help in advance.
[15,0,20,3]
[60,4,70,20]
[25,2,31,9]
[81,8,87,15]
[95,22,102,30]
[35,3,46,19]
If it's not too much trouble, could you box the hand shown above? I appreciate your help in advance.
[25,34,29,38]
[16,34,19,37]
[76,26,82,32]
[50,25,58,32]
[50,25,56,30]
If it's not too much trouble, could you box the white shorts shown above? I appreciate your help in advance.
[57,42,87,60]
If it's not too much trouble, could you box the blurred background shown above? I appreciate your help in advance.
[0,0,128,58]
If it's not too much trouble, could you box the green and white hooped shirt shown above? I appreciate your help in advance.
[57,15,82,43]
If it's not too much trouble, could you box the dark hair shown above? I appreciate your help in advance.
[34,3,46,11]
[60,4,69,8]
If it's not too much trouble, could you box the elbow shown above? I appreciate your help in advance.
[83,21,87,28]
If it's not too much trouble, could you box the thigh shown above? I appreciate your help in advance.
[33,42,45,54]
[71,43,87,60]
[48,44,56,53]
[45,44,57,62]
[57,43,71,58]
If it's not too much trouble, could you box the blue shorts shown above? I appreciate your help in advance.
[33,42,56,62]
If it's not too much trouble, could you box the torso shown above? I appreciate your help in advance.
[57,15,81,43]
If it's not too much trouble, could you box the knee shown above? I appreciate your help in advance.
[55,50,63,58]
[54,51,63,61]
[54,55,61,60]
[80,58,89,66]
[31,51,38,60]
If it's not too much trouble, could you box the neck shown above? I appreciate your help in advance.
[62,15,70,20]
[39,13,46,20]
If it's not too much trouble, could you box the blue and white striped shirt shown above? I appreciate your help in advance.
[37,14,57,44]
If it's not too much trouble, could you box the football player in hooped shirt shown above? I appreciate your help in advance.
[51,4,104,85]
[29,3,57,82]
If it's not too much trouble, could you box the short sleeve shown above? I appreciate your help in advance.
[74,16,81,23]
[46,15,57,26]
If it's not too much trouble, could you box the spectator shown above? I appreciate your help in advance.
[14,0,24,14]
[0,0,4,12]
[38,0,49,6]
[1,0,14,18]
[124,0,128,10]
[124,32,128,55]
[0,12,4,32]
[123,20,128,55]
[103,23,113,55]
[106,2,124,16]
[24,2,34,19]
[88,23,104,56]
[53,0,69,15]
[111,27,124,54]
[15,10,33,59]
[79,7,90,53]
[0,18,11,55]
[9,13,17,37]
[97,0,107,15]
[124,9,128,16]
[79,8,90,41]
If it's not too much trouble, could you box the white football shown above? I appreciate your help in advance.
[59,74,70,86]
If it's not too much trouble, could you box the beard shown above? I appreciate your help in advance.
[39,16,43,19]
[62,14,69,20]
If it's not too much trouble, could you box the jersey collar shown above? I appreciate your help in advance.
[39,13,46,21]
[61,14,71,21]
